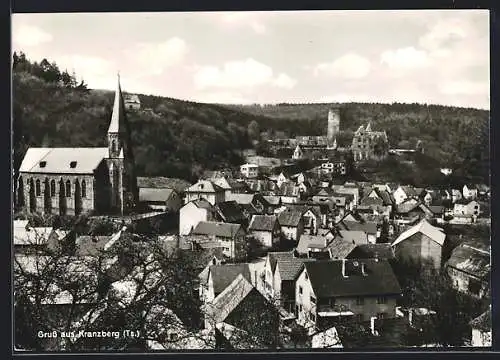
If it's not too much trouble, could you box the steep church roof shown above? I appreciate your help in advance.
[365,122,372,132]
[108,74,127,134]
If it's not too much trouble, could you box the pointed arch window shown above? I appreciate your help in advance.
[65,180,71,197]
[50,180,56,197]
[82,180,87,198]
[35,179,41,196]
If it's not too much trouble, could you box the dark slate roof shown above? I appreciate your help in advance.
[325,237,358,259]
[215,201,246,223]
[360,196,384,207]
[470,307,492,332]
[268,251,295,272]
[191,198,214,210]
[139,188,175,202]
[239,203,260,217]
[209,264,251,294]
[249,215,278,231]
[278,210,303,227]
[186,180,224,193]
[193,221,243,239]
[351,243,394,260]
[395,200,420,214]
[339,220,378,235]
[136,176,191,192]
[302,259,401,298]
[278,257,315,281]
[428,205,445,215]
[447,244,490,279]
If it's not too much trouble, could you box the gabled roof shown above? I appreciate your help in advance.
[19,147,108,174]
[193,221,243,239]
[262,196,281,206]
[185,198,214,211]
[215,201,246,223]
[392,219,446,247]
[206,274,256,324]
[267,251,315,281]
[267,251,295,272]
[211,177,232,190]
[249,215,278,231]
[301,259,401,298]
[226,193,256,205]
[470,307,491,332]
[277,210,303,227]
[338,230,368,245]
[428,205,445,215]
[297,235,327,254]
[324,237,358,259]
[395,199,420,214]
[339,220,377,235]
[186,180,223,193]
[209,264,251,295]
[447,244,490,279]
[360,196,384,207]
[137,177,191,192]
[139,188,175,202]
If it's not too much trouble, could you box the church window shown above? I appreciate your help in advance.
[82,180,87,198]
[50,180,56,197]
[70,161,77,168]
[39,161,47,168]
[35,179,41,196]
[66,180,71,197]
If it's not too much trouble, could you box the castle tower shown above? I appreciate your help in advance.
[327,108,340,146]
[107,74,138,215]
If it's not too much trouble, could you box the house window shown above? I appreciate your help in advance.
[50,180,56,197]
[65,180,71,197]
[356,297,365,305]
[310,296,316,304]
[81,180,86,198]
[35,179,41,196]
[299,305,303,313]
[310,312,316,322]
[299,286,303,295]
[377,296,387,304]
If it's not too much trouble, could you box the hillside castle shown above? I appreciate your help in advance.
[16,75,139,216]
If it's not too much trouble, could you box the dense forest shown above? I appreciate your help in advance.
[13,53,489,184]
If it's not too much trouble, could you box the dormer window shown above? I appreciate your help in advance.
[39,161,47,168]
[70,161,77,168]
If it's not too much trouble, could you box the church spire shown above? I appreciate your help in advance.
[108,72,125,134]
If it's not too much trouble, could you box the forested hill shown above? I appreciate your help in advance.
[225,102,489,182]
[13,53,489,184]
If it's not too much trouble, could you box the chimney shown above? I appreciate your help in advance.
[370,316,378,336]
[342,259,347,277]
[361,263,367,276]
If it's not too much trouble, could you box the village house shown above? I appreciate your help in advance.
[453,200,480,218]
[248,215,281,248]
[392,185,417,205]
[294,259,401,331]
[462,184,478,200]
[391,219,446,269]
[393,199,430,225]
[336,220,378,244]
[470,307,492,347]
[277,210,304,242]
[332,183,360,206]
[184,180,225,205]
[214,201,248,227]
[179,199,215,236]
[446,243,490,299]
[226,193,272,215]
[191,221,246,259]
[240,163,259,179]
[200,263,251,304]
[262,251,314,313]
[124,94,141,110]
[138,188,181,213]
[13,219,65,253]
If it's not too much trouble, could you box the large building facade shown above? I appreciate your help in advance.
[351,122,389,161]
[16,76,138,216]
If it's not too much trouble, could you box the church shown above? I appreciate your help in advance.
[16,76,138,216]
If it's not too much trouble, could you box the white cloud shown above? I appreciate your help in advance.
[129,37,188,76]
[193,91,251,104]
[55,54,116,89]
[313,53,371,79]
[439,80,489,96]
[219,12,267,34]
[380,47,431,69]
[12,25,53,47]
[193,58,296,90]
[418,17,469,52]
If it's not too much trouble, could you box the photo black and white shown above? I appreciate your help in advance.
[12,10,491,352]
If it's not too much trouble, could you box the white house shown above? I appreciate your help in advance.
[240,163,259,179]
[463,184,478,200]
[470,307,491,347]
[453,200,480,218]
[292,145,304,160]
[184,180,225,206]
[179,199,215,235]
[248,215,281,248]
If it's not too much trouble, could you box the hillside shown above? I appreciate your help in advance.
[225,102,490,182]
[13,53,489,185]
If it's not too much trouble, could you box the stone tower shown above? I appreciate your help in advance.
[107,74,138,215]
[327,107,340,146]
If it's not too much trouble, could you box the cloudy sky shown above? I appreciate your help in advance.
[12,10,490,109]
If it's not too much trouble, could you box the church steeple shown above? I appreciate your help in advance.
[108,73,125,135]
